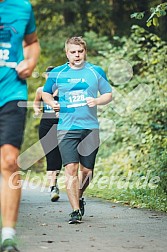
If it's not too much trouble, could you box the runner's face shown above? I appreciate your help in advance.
[66,44,86,69]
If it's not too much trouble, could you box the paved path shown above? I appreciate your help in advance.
[17,183,167,252]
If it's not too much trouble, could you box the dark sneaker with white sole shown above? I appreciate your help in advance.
[79,197,86,216]
[0,239,20,252]
[50,185,60,202]
[69,210,82,224]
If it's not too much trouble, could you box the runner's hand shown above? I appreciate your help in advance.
[34,107,42,116]
[52,101,60,112]
[86,97,97,107]
[16,59,35,79]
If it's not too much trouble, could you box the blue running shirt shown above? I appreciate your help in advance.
[43,62,112,130]
[0,0,36,107]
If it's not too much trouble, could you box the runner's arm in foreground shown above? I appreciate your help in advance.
[16,32,40,79]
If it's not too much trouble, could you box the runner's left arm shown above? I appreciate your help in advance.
[86,93,112,107]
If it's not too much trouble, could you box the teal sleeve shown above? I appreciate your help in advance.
[25,5,36,34]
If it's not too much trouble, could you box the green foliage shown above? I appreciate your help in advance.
[131,12,145,20]
[32,0,167,41]
[131,2,167,27]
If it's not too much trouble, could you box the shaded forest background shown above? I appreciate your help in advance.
[23,0,167,211]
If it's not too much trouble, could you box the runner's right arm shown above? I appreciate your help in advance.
[33,87,43,116]
[42,91,60,112]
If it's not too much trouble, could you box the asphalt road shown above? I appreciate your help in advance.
[17,182,167,252]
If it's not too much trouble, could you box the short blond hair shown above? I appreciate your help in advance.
[65,37,87,51]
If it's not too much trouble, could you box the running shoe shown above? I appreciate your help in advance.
[50,185,60,202]
[69,210,82,224]
[79,197,86,216]
[0,239,20,252]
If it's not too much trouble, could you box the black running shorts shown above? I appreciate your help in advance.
[0,100,27,149]
[57,129,100,169]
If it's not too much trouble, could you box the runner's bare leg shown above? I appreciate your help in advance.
[65,163,80,210]
[0,145,21,227]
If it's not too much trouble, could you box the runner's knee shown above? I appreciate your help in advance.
[2,153,18,173]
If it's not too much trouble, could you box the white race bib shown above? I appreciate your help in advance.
[65,89,88,108]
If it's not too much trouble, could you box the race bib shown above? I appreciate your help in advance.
[65,89,88,108]
[43,104,55,113]
[0,25,17,68]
